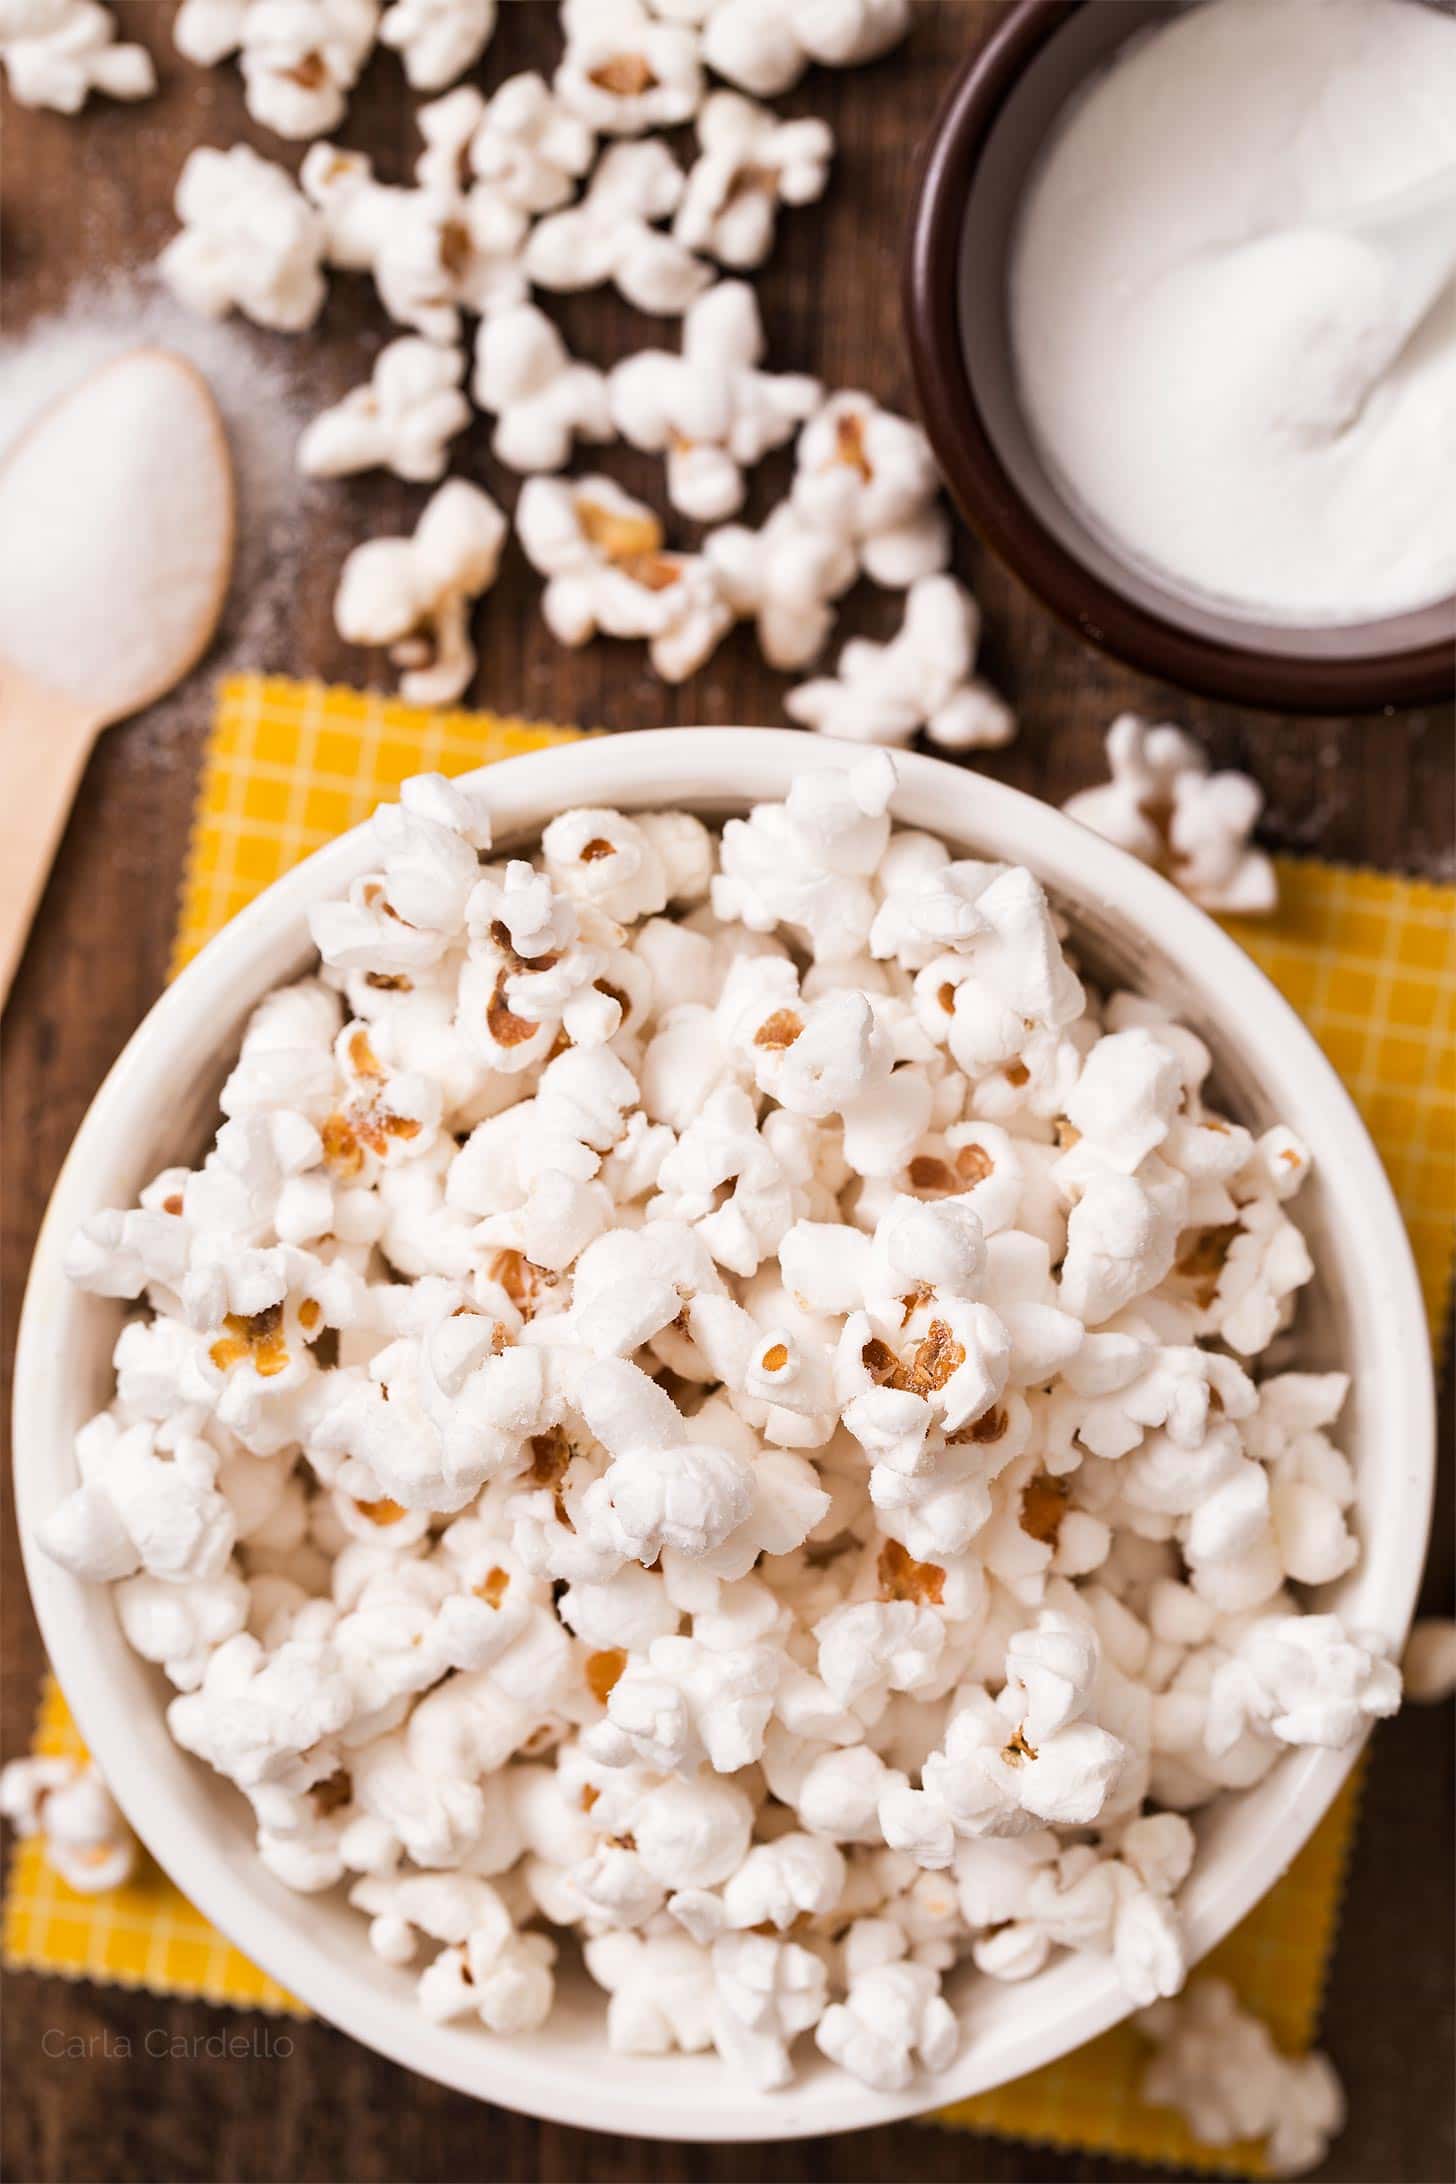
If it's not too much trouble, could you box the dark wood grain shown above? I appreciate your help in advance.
[2,6,1452,2181]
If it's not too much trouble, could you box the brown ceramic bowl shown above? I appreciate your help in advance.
[904,0,1456,713]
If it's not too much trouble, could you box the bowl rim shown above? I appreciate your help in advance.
[13,729,1434,2138]
[902,0,1455,713]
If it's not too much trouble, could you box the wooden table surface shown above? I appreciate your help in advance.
[2,7,1452,2180]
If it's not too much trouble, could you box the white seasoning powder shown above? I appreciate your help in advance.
[0,278,311,734]
[0,350,233,719]
[1010,0,1456,627]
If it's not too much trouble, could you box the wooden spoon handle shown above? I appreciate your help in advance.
[0,660,101,1010]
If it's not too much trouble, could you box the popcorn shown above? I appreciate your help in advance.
[0,0,155,111]
[167,1630,357,1790]
[787,576,1016,752]
[45,757,1385,2096]
[721,1831,846,1930]
[1065,1028,1184,1174]
[516,474,731,681]
[577,1358,755,1565]
[1064,715,1277,915]
[39,1420,236,1587]
[456,72,597,214]
[333,478,507,706]
[473,303,614,474]
[160,145,328,332]
[967,1818,1192,2006]
[675,91,833,268]
[1186,1194,1314,1359]
[298,337,470,483]
[710,1930,827,2088]
[301,143,528,341]
[525,141,711,316]
[174,0,380,138]
[609,282,822,522]
[1138,1979,1345,2175]
[790,392,950,588]
[584,1928,715,2054]
[554,0,703,137]
[704,501,855,669]
[419,1927,556,2034]
[1206,1614,1400,1754]
[815,1957,957,2092]
[701,0,909,98]
[817,1600,945,1712]
[0,1757,137,1893]
[116,1567,251,1689]
[378,0,493,90]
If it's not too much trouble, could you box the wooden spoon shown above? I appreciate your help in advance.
[0,348,235,1006]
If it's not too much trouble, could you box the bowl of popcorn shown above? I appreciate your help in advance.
[14,730,1432,2138]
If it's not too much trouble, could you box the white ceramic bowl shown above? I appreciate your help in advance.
[15,730,1433,2141]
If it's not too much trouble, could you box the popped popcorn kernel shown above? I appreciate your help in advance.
[41,754,1383,2122]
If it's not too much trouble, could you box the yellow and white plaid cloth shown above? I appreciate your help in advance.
[8,675,1454,2175]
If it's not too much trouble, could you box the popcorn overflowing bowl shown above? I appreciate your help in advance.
[14,729,1432,2139]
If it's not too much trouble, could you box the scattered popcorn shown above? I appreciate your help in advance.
[174,0,380,139]
[790,391,950,588]
[378,0,494,90]
[301,140,529,342]
[333,477,507,705]
[1138,1979,1346,2175]
[1064,715,1277,915]
[786,574,1015,751]
[554,0,703,138]
[516,473,731,680]
[473,303,614,475]
[298,336,471,482]
[525,139,712,317]
[609,281,821,521]
[705,501,856,669]
[674,90,833,268]
[159,144,328,332]
[0,1756,137,1893]
[428,72,596,214]
[0,0,155,111]
[1402,1617,1456,1703]
[41,754,1393,2098]
[701,0,909,99]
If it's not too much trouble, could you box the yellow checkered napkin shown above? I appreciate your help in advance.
[7,675,1453,2173]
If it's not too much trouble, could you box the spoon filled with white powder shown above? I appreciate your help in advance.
[1010,0,1456,628]
[0,347,235,1003]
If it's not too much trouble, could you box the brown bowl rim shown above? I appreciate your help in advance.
[902,0,1455,714]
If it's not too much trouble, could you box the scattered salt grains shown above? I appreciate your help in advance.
[43,756,1400,2106]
